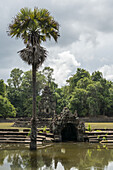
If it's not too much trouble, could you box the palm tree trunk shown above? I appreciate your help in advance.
[30,46,37,150]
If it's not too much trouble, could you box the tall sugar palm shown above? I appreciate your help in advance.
[8,7,59,150]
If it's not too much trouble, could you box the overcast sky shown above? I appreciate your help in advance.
[1,0,113,86]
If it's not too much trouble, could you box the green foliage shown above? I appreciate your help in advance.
[102,136,106,140]
[67,68,90,92]
[7,68,47,117]
[68,87,88,116]
[4,66,113,118]
[43,126,47,132]
[28,130,31,137]
[7,68,23,89]
[0,79,16,119]
[87,124,92,131]
[0,95,16,119]
[0,80,6,97]
[97,135,100,139]
[77,77,92,89]
[91,71,103,82]
[55,87,68,114]
[8,7,59,44]
[42,126,50,133]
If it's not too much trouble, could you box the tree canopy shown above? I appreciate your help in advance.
[0,80,16,119]
[1,67,113,118]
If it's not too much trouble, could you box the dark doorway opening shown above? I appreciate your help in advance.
[61,123,77,142]
[46,108,49,113]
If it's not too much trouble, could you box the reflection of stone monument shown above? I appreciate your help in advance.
[38,86,56,119]
[50,107,85,142]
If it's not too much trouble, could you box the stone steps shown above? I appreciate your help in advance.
[0,129,19,132]
[38,135,46,139]
[85,131,113,135]
[0,129,54,144]
[54,135,61,142]
[0,132,29,136]
[0,137,29,141]
[88,134,113,137]
[0,135,27,138]
[85,130,113,144]
[0,140,42,144]
[101,140,113,144]
[86,128,113,131]
[0,137,43,141]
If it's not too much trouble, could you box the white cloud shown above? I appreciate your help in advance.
[99,64,113,81]
[42,51,81,86]
[1,0,113,86]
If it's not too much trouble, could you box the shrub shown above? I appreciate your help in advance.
[0,95,16,119]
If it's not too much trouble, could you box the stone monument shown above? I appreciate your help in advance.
[38,86,56,119]
[50,107,85,142]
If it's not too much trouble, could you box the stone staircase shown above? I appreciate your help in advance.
[84,129,113,144]
[0,129,54,145]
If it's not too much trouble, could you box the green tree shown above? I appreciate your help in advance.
[42,67,58,91]
[42,67,54,84]
[7,69,46,117]
[55,87,68,114]
[21,70,46,116]
[67,68,90,92]
[68,87,88,116]
[7,68,23,116]
[7,68,23,89]
[77,77,92,89]
[91,71,103,82]
[0,95,16,119]
[107,86,113,116]
[0,80,6,97]
[8,7,59,150]
[99,79,113,116]
[86,82,103,116]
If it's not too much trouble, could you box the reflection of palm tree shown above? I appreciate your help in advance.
[8,8,59,150]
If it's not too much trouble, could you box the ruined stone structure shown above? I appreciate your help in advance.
[50,107,85,142]
[38,86,56,119]
[13,87,85,142]
[13,86,56,128]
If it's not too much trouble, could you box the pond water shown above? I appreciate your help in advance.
[0,142,113,170]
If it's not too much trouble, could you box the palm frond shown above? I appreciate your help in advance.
[8,7,60,45]
[18,45,47,68]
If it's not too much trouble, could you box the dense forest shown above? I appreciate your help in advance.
[0,67,113,118]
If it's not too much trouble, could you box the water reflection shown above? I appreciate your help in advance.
[0,143,113,170]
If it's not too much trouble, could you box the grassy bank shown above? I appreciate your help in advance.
[0,122,30,131]
[85,123,113,129]
[0,122,113,130]
[0,122,14,128]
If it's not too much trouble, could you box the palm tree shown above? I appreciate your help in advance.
[8,7,59,150]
